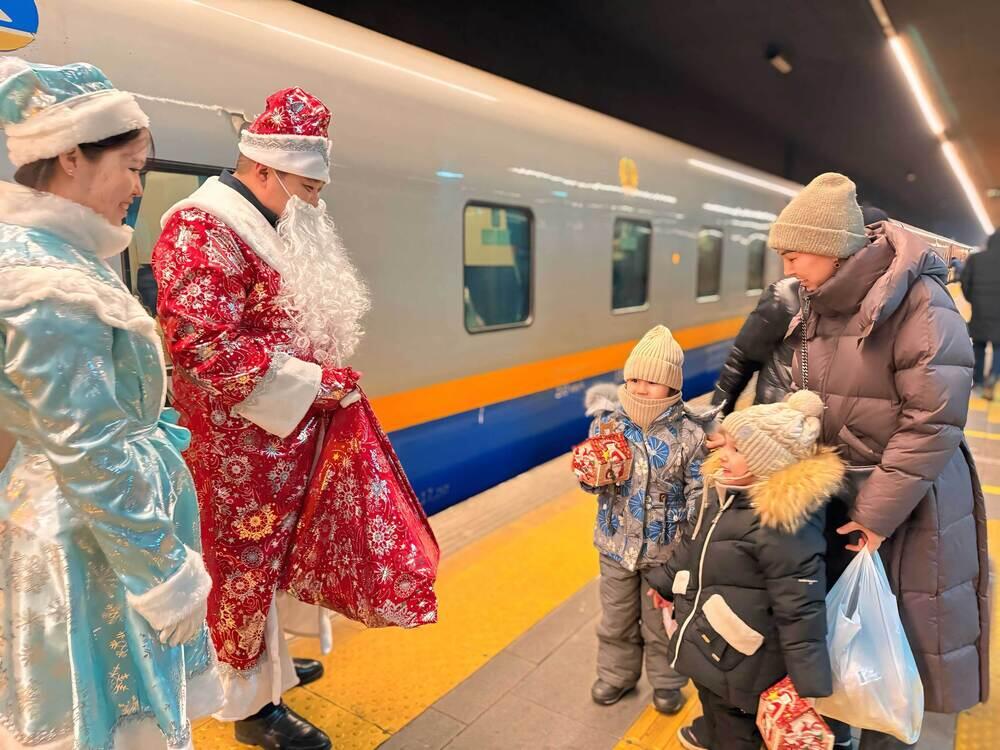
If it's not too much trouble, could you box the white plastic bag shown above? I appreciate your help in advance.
[813,548,923,744]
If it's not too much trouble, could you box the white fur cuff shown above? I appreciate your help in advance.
[231,354,322,438]
[126,548,212,632]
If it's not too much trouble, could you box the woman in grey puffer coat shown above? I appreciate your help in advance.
[771,173,988,750]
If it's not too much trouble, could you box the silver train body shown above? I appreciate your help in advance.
[4,0,968,512]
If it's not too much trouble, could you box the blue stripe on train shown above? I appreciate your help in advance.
[388,337,734,516]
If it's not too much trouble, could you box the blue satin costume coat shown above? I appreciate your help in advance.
[0,186,219,750]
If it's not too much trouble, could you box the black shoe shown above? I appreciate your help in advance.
[590,679,634,705]
[677,724,708,750]
[652,688,684,714]
[234,702,332,750]
[293,658,325,687]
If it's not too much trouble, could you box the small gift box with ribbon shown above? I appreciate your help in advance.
[571,421,632,487]
[757,676,835,750]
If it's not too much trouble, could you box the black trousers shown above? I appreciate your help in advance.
[695,684,761,750]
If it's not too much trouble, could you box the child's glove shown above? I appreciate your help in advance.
[647,588,677,637]
[647,588,671,609]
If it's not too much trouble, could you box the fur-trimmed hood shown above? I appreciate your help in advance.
[584,382,619,416]
[702,447,846,533]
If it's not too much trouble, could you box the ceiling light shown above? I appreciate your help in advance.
[988,188,1000,199]
[766,44,793,75]
[869,0,993,237]
[888,35,945,137]
[941,142,995,236]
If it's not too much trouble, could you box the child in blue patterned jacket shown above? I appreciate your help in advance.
[580,325,715,715]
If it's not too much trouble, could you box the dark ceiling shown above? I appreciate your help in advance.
[300,0,993,245]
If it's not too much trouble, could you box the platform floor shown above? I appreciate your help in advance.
[193,384,1000,750]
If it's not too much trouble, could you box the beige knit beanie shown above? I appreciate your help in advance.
[769,173,868,259]
[722,391,824,479]
[623,325,684,391]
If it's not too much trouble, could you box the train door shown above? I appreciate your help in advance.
[122,159,221,306]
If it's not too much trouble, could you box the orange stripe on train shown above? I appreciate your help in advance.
[370,316,744,433]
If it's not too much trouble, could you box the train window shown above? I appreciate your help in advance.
[696,227,724,301]
[746,233,767,293]
[463,203,533,332]
[612,218,652,312]
[123,160,219,313]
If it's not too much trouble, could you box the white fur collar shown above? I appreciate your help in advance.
[160,176,283,272]
[0,181,133,259]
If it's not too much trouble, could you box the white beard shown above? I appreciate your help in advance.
[273,196,371,366]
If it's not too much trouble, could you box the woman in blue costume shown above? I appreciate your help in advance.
[0,58,222,749]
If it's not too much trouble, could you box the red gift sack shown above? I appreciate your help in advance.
[571,421,633,487]
[281,390,440,628]
[757,676,835,750]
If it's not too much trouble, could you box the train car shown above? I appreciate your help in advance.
[5,0,970,513]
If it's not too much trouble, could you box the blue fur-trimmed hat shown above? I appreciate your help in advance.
[0,57,148,167]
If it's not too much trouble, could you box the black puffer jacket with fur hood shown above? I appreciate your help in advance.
[646,449,845,713]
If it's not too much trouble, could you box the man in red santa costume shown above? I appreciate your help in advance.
[153,87,369,750]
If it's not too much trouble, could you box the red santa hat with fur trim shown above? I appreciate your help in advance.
[238,86,331,183]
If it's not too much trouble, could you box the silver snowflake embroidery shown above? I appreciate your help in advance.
[334,474,361,517]
[222,454,252,485]
[175,225,195,250]
[267,461,293,491]
[375,600,417,628]
[367,477,389,505]
[369,449,384,473]
[367,516,398,558]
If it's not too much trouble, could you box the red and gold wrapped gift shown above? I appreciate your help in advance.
[571,421,632,487]
[757,676,835,750]
[281,390,440,629]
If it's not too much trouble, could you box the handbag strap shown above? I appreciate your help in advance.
[799,297,811,391]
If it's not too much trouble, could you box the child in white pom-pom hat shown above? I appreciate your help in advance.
[647,391,846,750]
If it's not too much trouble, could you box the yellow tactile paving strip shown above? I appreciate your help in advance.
[193,487,599,747]
[614,686,701,750]
[954,519,1000,750]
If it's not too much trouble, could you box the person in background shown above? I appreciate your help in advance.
[961,230,1000,399]
[0,57,221,749]
[136,261,158,314]
[580,325,715,715]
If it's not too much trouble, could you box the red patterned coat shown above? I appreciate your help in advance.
[152,177,351,676]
